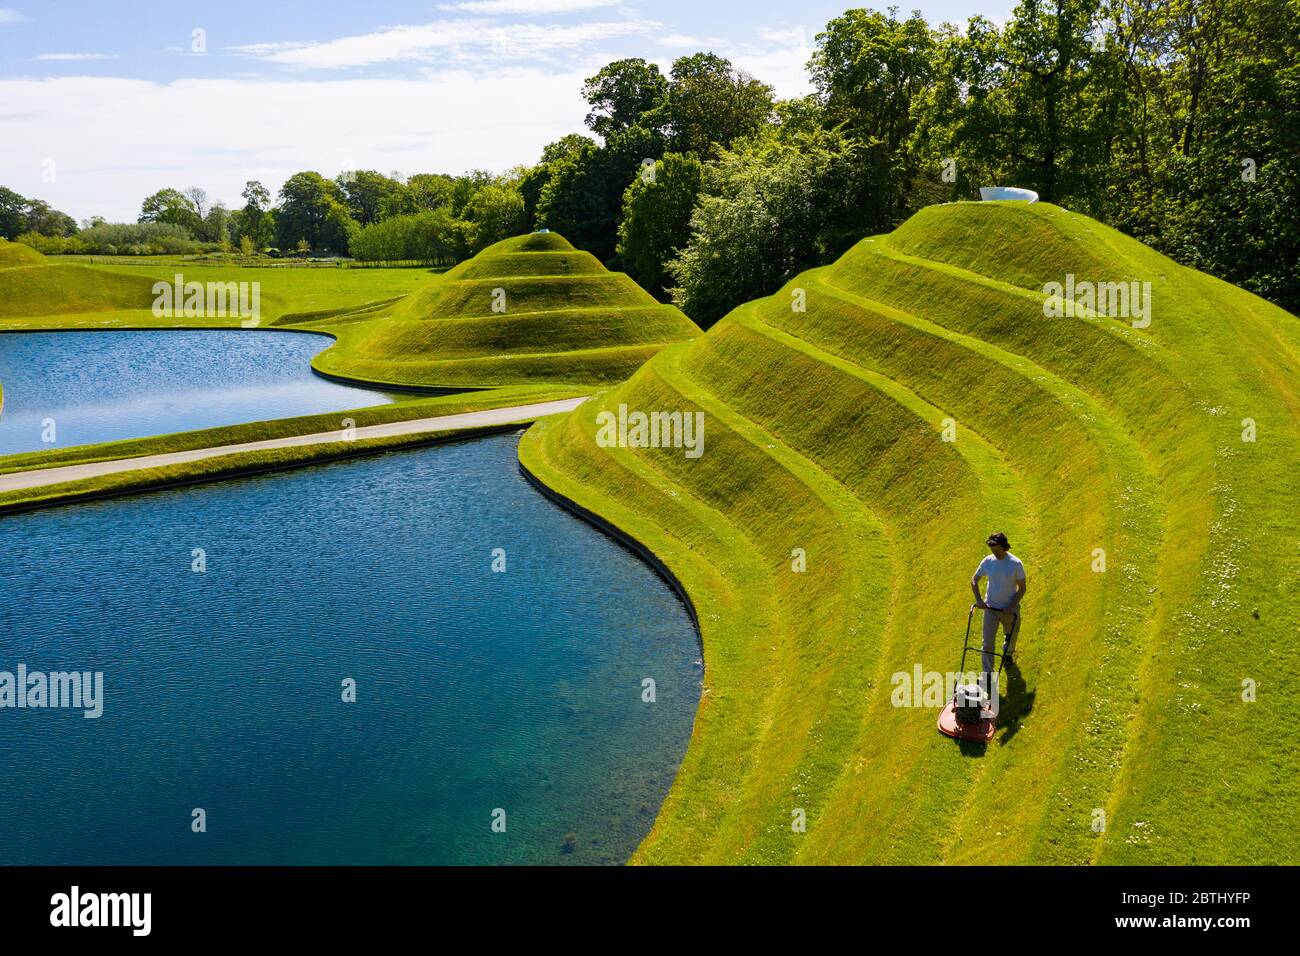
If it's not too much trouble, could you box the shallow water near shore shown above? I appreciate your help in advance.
[0,329,399,456]
[0,431,700,864]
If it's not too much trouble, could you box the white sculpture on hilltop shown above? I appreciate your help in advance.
[980,186,1039,203]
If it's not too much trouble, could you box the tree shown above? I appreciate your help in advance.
[350,209,463,264]
[664,53,774,156]
[582,58,668,139]
[22,199,78,237]
[339,169,406,225]
[617,152,703,299]
[667,128,865,327]
[233,180,275,250]
[463,183,527,254]
[183,187,209,220]
[275,171,356,255]
[537,126,663,259]
[519,134,597,227]
[139,188,200,233]
[0,186,27,239]
[808,7,938,227]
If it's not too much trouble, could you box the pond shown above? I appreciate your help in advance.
[0,431,701,864]
[0,329,398,456]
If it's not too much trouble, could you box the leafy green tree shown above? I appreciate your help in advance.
[276,172,356,255]
[664,53,774,156]
[808,7,938,227]
[582,58,668,139]
[233,180,275,250]
[617,152,703,299]
[463,183,527,254]
[537,126,663,259]
[0,186,27,239]
[519,134,597,227]
[350,208,463,264]
[667,129,865,327]
[402,173,457,214]
[139,188,201,233]
[22,199,78,237]
[339,169,406,225]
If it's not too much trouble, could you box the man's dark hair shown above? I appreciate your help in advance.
[986,532,1010,548]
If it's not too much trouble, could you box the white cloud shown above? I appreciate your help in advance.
[0,72,591,222]
[438,0,619,13]
[0,8,29,24]
[228,19,659,70]
[36,53,119,61]
[727,26,814,98]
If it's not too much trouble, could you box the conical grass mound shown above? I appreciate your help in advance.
[315,232,700,389]
[520,201,1300,865]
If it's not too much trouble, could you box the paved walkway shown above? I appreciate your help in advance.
[0,397,586,494]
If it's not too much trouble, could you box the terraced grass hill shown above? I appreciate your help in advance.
[0,238,48,269]
[313,232,700,389]
[520,201,1300,865]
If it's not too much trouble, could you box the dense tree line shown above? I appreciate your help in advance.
[4,0,1295,319]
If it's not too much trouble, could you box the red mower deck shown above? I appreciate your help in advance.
[937,701,997,743]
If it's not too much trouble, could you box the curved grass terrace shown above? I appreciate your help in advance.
[519,201,1300,864]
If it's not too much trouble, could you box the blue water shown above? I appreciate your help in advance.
[0,330,398,456]
[0,432,701,864]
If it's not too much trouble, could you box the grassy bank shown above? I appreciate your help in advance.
[519,200,1300,864]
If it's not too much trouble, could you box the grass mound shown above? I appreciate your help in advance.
[520,201,1299,864]
[0,239,47,269]
[0,263,160,319]
[315,232,699,388]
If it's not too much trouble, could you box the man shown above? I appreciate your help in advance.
[970,532,1027,689]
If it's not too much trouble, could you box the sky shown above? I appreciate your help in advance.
[0,1,1015,222]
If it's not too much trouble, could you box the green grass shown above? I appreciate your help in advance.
[0,238,48,268]
[0,384,584,512]
[0,255,441,329]
[519,200,1300,864]
[314,232,700,389]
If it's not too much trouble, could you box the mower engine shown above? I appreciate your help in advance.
[953,683,988,724]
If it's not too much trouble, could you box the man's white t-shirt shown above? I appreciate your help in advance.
[975,553,1026,608]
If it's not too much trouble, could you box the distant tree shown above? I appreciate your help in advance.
[276,172,356,255]
[537,126,664,259]
[350,208,464,264]
[403,173,457,214]
[182,187,210,220]
[139,188,200,233]
[200,203,231,244]
[519,134,597,227]
[463,183,527,254]
[664,53,774,156]
[232,180,275,250]
[0,186,27,239]
[617,152,703,299]
[339,169,406,225]
[22,199,79,237]
[582,58,669,139]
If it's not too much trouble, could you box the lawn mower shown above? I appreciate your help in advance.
[936,603,1016,744]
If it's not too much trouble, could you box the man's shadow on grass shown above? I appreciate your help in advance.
[996,658,1034,743]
